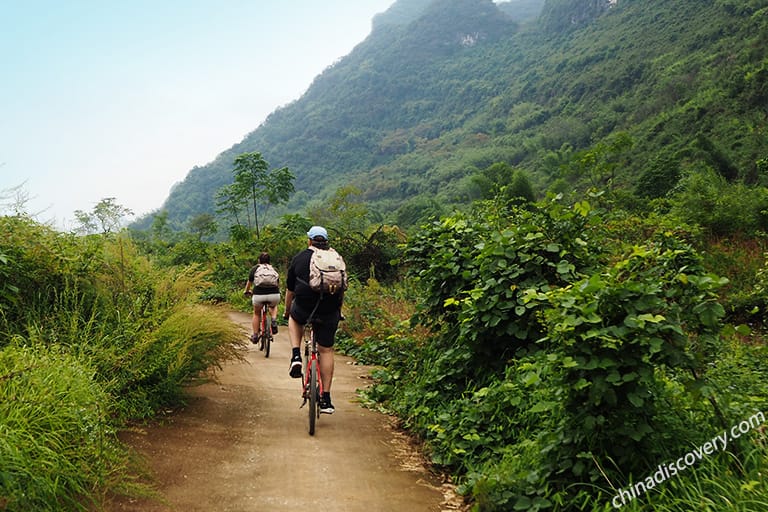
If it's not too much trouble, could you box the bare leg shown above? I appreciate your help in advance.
[288,316,302,350]
[252,304,262,335]
[268,304,278,324]
[318,345,334,393]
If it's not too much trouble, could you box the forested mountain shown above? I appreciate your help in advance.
[133,0,768,231]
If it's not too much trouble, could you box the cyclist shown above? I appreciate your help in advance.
[283,226,345,414]
[244,252,280,344]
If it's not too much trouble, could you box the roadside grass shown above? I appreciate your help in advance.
[0,345,123,511]
[612,441,768,511]
[0,301,246,511]
[336,277,430,367]
[0,225,248,511]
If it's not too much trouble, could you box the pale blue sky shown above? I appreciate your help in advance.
[0,0,394,229]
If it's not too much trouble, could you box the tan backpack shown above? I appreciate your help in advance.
[252,263,279,287]
[306,246,348,295]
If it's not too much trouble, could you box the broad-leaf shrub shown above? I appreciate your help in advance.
[368,197,760,510]
[403,196,603,379]
[536,238,727,492]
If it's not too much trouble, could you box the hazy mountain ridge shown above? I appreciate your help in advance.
[134,0,768,231]
[137,0,528,230]
[539,0,617,32]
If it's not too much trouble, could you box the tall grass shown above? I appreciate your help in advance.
[1,221,250,509]
[118,303,247,415]
[0,344,124,511]
[336,277,430,366]
[613,441,768,511]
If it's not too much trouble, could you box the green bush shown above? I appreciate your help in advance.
[357,194,768,510]
[670,166,768,236]
[0,215,250,508]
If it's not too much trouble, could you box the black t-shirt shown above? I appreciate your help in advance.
[286,248,343,314]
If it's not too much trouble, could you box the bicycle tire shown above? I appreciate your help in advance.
[258,311,265,351]
[308,360,318,435]
[258,305,268,352]
[264,315,271,358]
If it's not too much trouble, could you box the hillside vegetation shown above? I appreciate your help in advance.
[4,0,768,510]
[136,0,767,235]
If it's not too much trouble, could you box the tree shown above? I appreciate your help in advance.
[215,183,248,231]
[503,170,536,205]
[306,186,369,234]
[571,132,634,192]
[74,197,134,235]
[188,213,218,241]
[228,152,295,238]
[151,210,171,243]
[0,182,32,216]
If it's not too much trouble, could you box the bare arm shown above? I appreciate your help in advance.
[284,289,294,319]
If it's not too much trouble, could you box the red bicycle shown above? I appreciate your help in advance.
[257,302,273,358]
[300,321,322,435]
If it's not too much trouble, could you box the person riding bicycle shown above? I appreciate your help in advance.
[244,252,281,344]
[283,226,345,414]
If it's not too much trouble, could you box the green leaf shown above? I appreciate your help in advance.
[556,260,575,275]
[522,372,540,386]
[637,313,665,323]
[514,496,532,510]
[530,401,556,413]
[574,201,591,216]
[574,378,590,390]
[627,392,644,407]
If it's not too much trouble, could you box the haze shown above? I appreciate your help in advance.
[0,0,394,230]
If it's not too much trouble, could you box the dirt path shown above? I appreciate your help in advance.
[107,311,463,512]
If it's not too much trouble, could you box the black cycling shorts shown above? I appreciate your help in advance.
[289,302,341,348]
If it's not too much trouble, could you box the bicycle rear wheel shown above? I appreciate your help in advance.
[263,315,272,358]
[308,360,318,435]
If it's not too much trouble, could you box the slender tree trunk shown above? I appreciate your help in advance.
[251,184,260,239]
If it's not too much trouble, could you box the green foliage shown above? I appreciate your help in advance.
[612,442,768,511]
[307,186,370,234]
[538,238,727,486]
[349,191,768,510]
[404,195,601,345]
[0,345,124,511]
[188,213,218,241]
[0,214,249,507]
[336,278,424,367]
[216,152,295,238]
[141,0,768,236]
[74,197,134,235]
[107,304,245,416]
[634,152,682,199]
[0,216,80,334]
[669,166,768,235]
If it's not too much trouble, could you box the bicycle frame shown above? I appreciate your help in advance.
[258,302,272,357]
[300,322,323,435]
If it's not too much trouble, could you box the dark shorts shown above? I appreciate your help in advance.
[290,302,340,348]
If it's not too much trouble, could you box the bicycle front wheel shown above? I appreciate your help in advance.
[308,360,318,435]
